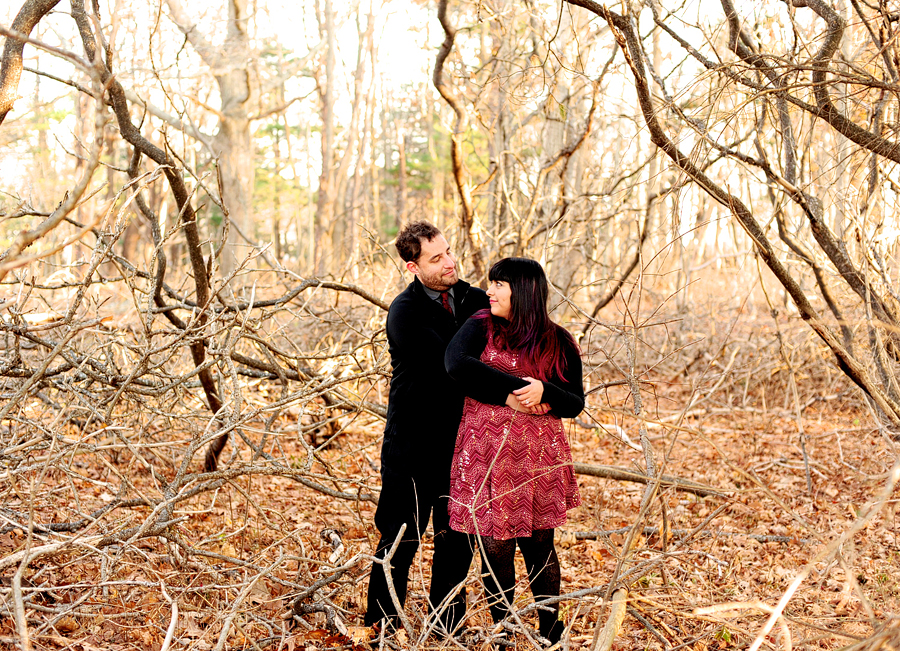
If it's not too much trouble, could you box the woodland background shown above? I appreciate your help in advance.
[1,0,900,649]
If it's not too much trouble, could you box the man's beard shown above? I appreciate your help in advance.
[420,268,458,291]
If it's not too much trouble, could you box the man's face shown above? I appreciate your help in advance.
[406,234,458,291]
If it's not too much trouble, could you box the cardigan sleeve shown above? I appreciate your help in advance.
[445,317,526,405]
[541,340,585,418]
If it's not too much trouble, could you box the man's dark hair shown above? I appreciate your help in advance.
[395,221,442,262]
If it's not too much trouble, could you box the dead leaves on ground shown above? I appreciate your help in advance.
[1,363,898,650]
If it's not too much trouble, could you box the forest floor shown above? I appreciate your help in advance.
[0,310,898,651]
[289,396,898,651]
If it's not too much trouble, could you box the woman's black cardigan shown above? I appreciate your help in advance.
[444,314,585,418]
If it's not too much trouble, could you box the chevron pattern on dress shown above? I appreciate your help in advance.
[449,333,581,541]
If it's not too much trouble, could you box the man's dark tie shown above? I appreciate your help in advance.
[440,292,453,314]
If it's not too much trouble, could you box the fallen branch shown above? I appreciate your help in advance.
[572,462,722,497]
[592,587,628,651]
[568,526,811,545]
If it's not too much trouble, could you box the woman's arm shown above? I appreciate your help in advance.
[540,340,585,418]
[445,317,527,405]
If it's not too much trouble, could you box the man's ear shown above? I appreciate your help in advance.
[406,260,418,275]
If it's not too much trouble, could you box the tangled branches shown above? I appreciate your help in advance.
[0,169,395,645]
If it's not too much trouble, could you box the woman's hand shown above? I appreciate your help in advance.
[513,377,544,410]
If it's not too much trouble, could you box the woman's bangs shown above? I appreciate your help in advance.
[488,259,516,283]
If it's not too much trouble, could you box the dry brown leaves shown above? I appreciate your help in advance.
[0,308,898,651]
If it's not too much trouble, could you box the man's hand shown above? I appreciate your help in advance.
[530,402,551,415]
[506,393,530,413]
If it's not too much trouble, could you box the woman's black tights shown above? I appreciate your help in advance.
[478,529,564,643]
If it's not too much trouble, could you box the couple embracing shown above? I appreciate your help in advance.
[365,221,584,646]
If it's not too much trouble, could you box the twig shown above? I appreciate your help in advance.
[213,555,287,651]
[743,460,900,651]
[159,581,178,651]
[627,606,669,648]
[369,524,414,641]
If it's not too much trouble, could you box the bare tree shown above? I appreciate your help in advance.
[562,0,900,431]
[433,0,486,280]
[5,1,900,648]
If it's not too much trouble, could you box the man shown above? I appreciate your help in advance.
[365,221,489,635]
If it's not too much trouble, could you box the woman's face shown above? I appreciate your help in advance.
[487,280,512,319]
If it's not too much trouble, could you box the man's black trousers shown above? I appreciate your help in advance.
[365,467,473,633]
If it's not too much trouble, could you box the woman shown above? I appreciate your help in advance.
[444,257,584,645]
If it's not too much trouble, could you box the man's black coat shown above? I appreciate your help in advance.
[380,277,489,473]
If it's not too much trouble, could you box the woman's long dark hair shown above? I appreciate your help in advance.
[481,257,576,380]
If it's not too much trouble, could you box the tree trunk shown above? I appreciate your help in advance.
[434,0,485,281]
[315,0,336,275]
[396,131,407,227]
[348,5,377,278]
[214,112,253,274]
[332,1,371,267]
[165,0,255,277]
[0,0,62,126]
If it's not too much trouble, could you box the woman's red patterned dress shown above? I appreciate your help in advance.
[448,330,581,540]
